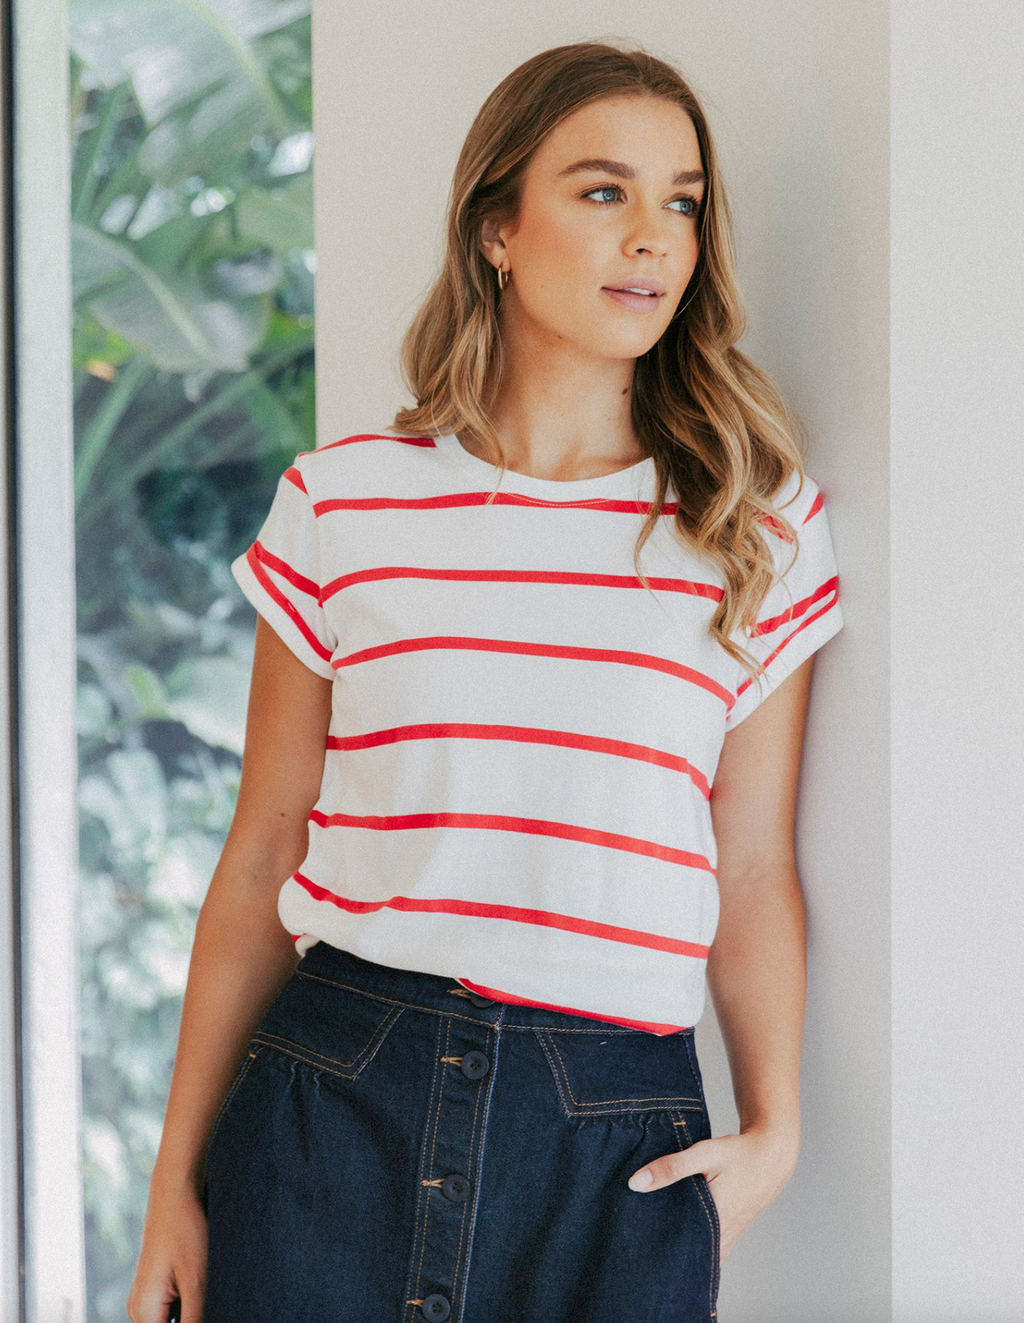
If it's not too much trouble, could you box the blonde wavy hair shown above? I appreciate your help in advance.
[391,39,806,677]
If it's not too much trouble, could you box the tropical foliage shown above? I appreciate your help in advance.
[69,2,314,1316]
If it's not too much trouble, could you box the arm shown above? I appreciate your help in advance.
[704,649,812,1158]
[127,615,333,1323]
[626,653,815,1265]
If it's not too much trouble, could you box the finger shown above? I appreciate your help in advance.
[128,1289,177,1323]
[179,1288,206,1323]
[627,1146,706,1193]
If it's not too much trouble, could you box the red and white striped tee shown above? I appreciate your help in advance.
[231,431,843,1034]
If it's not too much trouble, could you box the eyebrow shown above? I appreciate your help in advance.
[556,158,706,187]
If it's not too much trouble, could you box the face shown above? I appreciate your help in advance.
[481,94,706,363]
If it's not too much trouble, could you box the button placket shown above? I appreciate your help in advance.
[404,1017,498,1323]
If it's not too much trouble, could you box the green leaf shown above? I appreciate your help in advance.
[68,0,310,127]
[122,664,171,719]
[235,173,313,251]
[163,654,250,755]
[72,219,268,371]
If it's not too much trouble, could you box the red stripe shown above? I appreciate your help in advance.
[283,466,306,493]
[803,491,824,522]
[332,635,734,709]
[455,978,688,1035]
[320,564,722,604]
[251,540,320,598]
[297,433,438,456]
[244,544,334,665]
[752,576,838,637]
[760,513,795,543]
[291,871,712,958]
[307,807,714,873]
[760,490,826,538]
[736,593,840,698]
[313,492,677,515]
[326,722,711,799]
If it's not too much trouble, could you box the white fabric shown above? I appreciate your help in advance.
[230,431,843,1032]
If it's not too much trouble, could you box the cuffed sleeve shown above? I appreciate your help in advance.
[230,461,338,679]
[725,473,843,728]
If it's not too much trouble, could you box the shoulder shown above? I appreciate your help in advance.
[757,469,827,548]
[770,468,824,526]
[291,431,441,496]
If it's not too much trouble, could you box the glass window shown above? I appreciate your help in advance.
[68,6,314,1317]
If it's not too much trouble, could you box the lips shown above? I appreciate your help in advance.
[601,284,665,312]
[602,278,666,296]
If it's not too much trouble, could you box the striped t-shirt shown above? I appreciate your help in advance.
[231,431,843,1034]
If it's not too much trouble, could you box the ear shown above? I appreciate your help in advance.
[478,214,509,272]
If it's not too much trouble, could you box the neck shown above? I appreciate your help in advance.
[467,309,646,482]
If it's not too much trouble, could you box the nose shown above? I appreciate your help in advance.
[621,199,673,259]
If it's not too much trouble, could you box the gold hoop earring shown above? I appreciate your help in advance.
[496,265,509,292]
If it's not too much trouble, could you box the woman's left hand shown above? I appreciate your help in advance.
[627,1125,799,1267]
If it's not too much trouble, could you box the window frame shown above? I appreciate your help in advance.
[3,0,86,1318]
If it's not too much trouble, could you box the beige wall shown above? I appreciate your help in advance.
[891,2,1024,1318]
[311,4,889,1319]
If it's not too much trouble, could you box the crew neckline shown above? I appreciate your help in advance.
[433,432,656,499]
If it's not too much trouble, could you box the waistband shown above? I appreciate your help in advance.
[295,940,692,1036]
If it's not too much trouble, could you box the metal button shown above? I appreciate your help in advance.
[467,992,495,1007]
[420,1294,451,1320]
[460,1050,490,1079]
[442,1172,470,1202]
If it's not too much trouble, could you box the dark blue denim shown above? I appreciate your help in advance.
[201,942,721,1322]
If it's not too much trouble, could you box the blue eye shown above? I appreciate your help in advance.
[584,185,622,204]
[582,184,701,216]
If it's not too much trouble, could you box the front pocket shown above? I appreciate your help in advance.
[251,967,406,1081]
[673,1112,722,1313]
[204,1041,266,1170]
[534,1026,707,1117]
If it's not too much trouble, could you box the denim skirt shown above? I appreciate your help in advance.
[201,941,721,1322]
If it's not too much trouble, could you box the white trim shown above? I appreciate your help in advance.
[0,0,23,1312]
[11,0,85,1315]
[0,730,21,1309]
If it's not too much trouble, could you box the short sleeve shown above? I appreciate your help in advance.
[725,473,843,728]
[230,460,338,679]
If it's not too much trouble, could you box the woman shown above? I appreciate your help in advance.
[128,39,843,1323]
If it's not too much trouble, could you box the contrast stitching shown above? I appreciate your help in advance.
[253,1010,401,1073]
[295,970,494,1029]
[206,1044,263,1151]
[294,970,690,1035]
[535,1030,704,1112]
[456,1023,502,1323]
[534,1030,571,1113]
[403,1015,445,1323]
[683,1033,711,1110]
[412,1017,452,1314]
[409,1016,450,1316]
[251,1038,362,1081]
[548,1032,703,1106]
[450,1023,490,1313]
[673,1113,720,1319]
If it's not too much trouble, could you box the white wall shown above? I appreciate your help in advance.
[312,5,888,1320]
[891,2,1024,1318]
